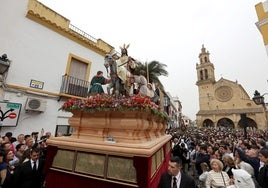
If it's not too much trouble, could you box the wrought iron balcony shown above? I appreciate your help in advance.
[60,74,89,97]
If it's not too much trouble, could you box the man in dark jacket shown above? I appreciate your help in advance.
[158,156,196,188]
[171,136,181,157]
[13,147,45,188]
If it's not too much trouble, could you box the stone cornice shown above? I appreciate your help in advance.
[197,108,264,115]
[26,0,114,56]
[196,79,216,85]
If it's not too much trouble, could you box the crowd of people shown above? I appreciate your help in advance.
[0,130,53,188]
[2,125,268,188]
[167,126,268,188]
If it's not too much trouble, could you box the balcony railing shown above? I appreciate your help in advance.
[60,75,89,97]
[69,24,97,43]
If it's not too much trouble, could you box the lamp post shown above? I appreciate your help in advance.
[0,54,10,74]
[252,90,268,130]
[252,90,268,107]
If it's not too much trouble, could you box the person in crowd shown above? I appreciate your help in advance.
[214,149,223,162]
[195,144,210,176]
[0,149,5,186]
[12,134,25,151]
[13,147,45,188]
[189,142,197,176]
[1,142,12,152]
[257,149,268,188]
[31,132,39,143]
[205,159,231,188]
[1,136,9,144]
[1,142,19,167]
[214,142,220,152]
[5,132,16,144]
[88,71,110,95]
[158,156,196,188]
[191,143,203,177]
[18,148,31,165]
[226,145,234,159]
[207,145,216,160]
[178,142,190,173]
[24,135,30,141]
[222,155,236,179]
[15,144,26,165]
[1,137,14,154]
[199,162,209,188]
[218,144,229,159]
[240,141,250,153]
[1,149,15,188]
[257,139,267,173]
[257,138,267,152]
[234,150,255,178]
[34,139,48,160]
[236,145,260,179]
[24,136,34,150]
[171,136,180,157]
[231,168,256,188]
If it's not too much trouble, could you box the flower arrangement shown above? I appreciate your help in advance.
[60,94,169,121]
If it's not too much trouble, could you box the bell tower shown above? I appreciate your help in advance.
[196,45,215,85]
[196,45,216,111]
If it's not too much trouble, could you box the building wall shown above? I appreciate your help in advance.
[0,0,114,136]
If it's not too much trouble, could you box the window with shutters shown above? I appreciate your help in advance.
[60,54,92,97]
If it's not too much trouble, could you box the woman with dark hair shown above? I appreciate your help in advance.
[0,149,15,188]
[207,145,216,160]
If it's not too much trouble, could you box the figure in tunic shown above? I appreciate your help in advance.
[88,71,110,95]
[134,70,149,96]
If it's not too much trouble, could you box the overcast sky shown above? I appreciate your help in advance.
[39,0,268,120]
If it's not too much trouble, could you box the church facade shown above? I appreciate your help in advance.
[196,45,267,130]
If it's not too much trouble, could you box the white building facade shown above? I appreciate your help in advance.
[0,0,114,137]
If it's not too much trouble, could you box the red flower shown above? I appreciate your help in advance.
[59,94,169,121]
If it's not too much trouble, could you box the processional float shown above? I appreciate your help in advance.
[44,45,172,188]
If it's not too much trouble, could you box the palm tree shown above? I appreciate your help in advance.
[134,60,168,89]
